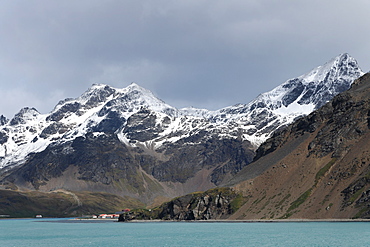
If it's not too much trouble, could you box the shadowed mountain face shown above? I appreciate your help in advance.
[227,73,370,219]
[0,54,364,207]
[1,131,253,204]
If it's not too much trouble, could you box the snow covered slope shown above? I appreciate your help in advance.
[203,53,364,145]
[0,83,179,168]
[0,53,364,170]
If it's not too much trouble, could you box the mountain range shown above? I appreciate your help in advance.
[0,53,366,217]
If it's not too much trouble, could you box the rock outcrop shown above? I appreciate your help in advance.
[118,188,244,221]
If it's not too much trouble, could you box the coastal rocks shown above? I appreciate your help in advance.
[156,188,243,220]
[118,212,135,222]
[117,188,244,222]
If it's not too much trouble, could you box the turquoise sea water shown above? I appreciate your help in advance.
[0,219,370,246]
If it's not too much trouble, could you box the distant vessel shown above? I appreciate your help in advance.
[35,215,42,218]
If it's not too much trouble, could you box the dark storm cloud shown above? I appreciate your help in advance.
[1,0,370,118]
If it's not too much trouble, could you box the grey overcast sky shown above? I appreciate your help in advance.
[1,0,370,118]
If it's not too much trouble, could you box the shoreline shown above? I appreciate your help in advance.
[73,218,370,223]
[2,217,370,223]
[124,218,370,223]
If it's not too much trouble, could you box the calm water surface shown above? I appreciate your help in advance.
[0,219,370,246]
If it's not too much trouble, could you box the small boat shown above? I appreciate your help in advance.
[35,215,43,218]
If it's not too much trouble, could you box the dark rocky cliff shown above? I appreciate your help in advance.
[118,188,244,221]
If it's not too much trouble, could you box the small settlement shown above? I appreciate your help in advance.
[78,209,131,220]
[97,213,119,219]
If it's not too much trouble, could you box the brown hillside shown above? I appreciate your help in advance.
[227,73,370,219]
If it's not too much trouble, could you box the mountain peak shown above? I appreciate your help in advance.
[327,53,354,70]
[125,82,157,97]
[335,52,353,62]
[9,107,40,126]
[127,82,140,88]
[257,53,364,109]
[90,83,111,89]
[120,83,179,117]
[209,53,364,146]
[326,52,354,64]
[338,52,350,59]
[69,84,115,111]
[0,115,8,126]
[82,83,115,99]
[300,53,363,84]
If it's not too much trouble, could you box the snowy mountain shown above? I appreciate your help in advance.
[203,53,364,145]
[0,53,364,204]
[0,53,363,170]
[0,83,179,169]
